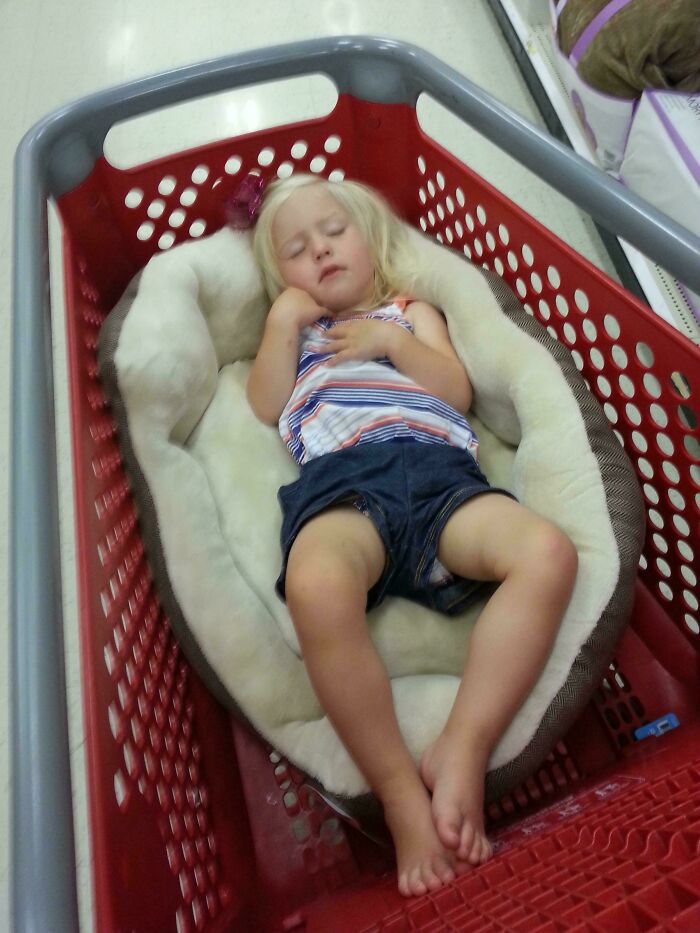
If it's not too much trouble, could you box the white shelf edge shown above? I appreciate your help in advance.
[494,0,699,342]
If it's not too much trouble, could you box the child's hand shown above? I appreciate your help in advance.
[269,287,327,331]
[325,320,402,366]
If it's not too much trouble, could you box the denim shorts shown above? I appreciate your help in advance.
[276,439,516,616]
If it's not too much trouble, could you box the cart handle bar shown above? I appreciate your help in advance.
[11,35,700,933]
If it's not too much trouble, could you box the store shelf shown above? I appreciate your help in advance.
[488,0,700,344]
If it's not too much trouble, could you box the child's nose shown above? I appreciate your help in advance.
[311,236,331,259]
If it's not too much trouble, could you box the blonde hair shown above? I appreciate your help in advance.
[252,174,416,308]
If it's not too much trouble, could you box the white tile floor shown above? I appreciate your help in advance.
[1,1,618,930]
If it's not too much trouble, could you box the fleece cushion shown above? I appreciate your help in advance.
[97,223,645,826]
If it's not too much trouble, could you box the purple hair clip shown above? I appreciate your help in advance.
[225,170,266,230]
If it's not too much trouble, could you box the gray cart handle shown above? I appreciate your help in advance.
[11,35,700,933]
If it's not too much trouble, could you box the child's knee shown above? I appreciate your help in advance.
[523,523,578,584]
[286,546,364,612]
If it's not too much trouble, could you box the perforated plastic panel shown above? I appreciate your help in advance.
[57,94,700,931]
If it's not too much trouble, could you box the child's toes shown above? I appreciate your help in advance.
[434,809,461,851]
[457,821,476,862]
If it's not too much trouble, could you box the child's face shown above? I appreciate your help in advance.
[272,185,375,313]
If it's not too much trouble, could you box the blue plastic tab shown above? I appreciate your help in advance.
[634,714,680,741]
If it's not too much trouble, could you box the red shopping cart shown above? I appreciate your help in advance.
[11,36,700,933]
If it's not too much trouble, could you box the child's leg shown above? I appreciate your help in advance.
[421,494,578,864]
[285,504,457,897]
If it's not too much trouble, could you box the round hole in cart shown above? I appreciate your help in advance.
[530,272,543,293]
[454,219,463,238]
[494,256,504,276]
[159,232,176,251]
[158,176,177,196]
[563,323,576,345]
[632,342,654,370]
[257,147,275,168]
[465,213,475,233]
[589,348,605,370]
[555,295,569,317]
[656,557,672,578]
[574,289,590,313]
[498,223,510,245]
[632,431,648,452]
[476,204,487,225]
[277,161,294,179]
[474,238,483,257]
[655,432,674,457]
[685,614,700,635]
[291,140,308,160]
[455,186,466,207]
[650,403,669,428]
[420,217,428,232]
[671,371,693,400]
[538,299,551,321]
[658,581,674,602]
[137,221,155,241]
[663,461,681,486]
[638,457,654,479]
[485,231,496,251]
[684,435,700,461]
[611,345,628,370]
[652,532,668,553]
[324,135,341,154]
[463,243,472,259]
[597,375,612,398]
[603,314,621,340]
[681,565,697,587]
[427,179,436,198]
[446,195,455,215]
[604,402,618,424]
[521,243,534,266]
[547,325,558,341]
[691,464,700,489]
[435,233,444,244]
[437,203,445,221]
[507,250,518,271]
[189,220,207,238]
[668,486,685,510]
[649,508,664,529]
[677,403,698,430]
[619,374,636,398]
[582,318,597,341]
[445,227,454,243]
[547,265,561,289]
[417,155,426,174]
[179,188,198,207]
[225,155,242,175]
[643,483,659,505]
[147,199,165,219]
[639,553,648,570]
[125,187,144,209]
[673,514,690,537]
[684,589,699,611]
[427,210,436,226]
[643,372,662,400]
[169,209,186,229]
[678,539,695,562]
[191,164,210,184]
[625,402,642,426]
[419,187,427,204]
[436,171,446,190]
[309,155,326,173]
[515,277,527,298]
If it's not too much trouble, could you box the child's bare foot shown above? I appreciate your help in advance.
[420,732,493,866]
[381,779,457,897]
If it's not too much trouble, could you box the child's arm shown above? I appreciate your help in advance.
[326,301,472,413]
[246,287,326,425]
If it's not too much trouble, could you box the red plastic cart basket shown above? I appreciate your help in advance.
[11,36,700,933]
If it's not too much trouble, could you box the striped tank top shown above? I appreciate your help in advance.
[279,300,479,465]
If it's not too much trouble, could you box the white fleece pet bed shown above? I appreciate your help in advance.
[98,223,644,829]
